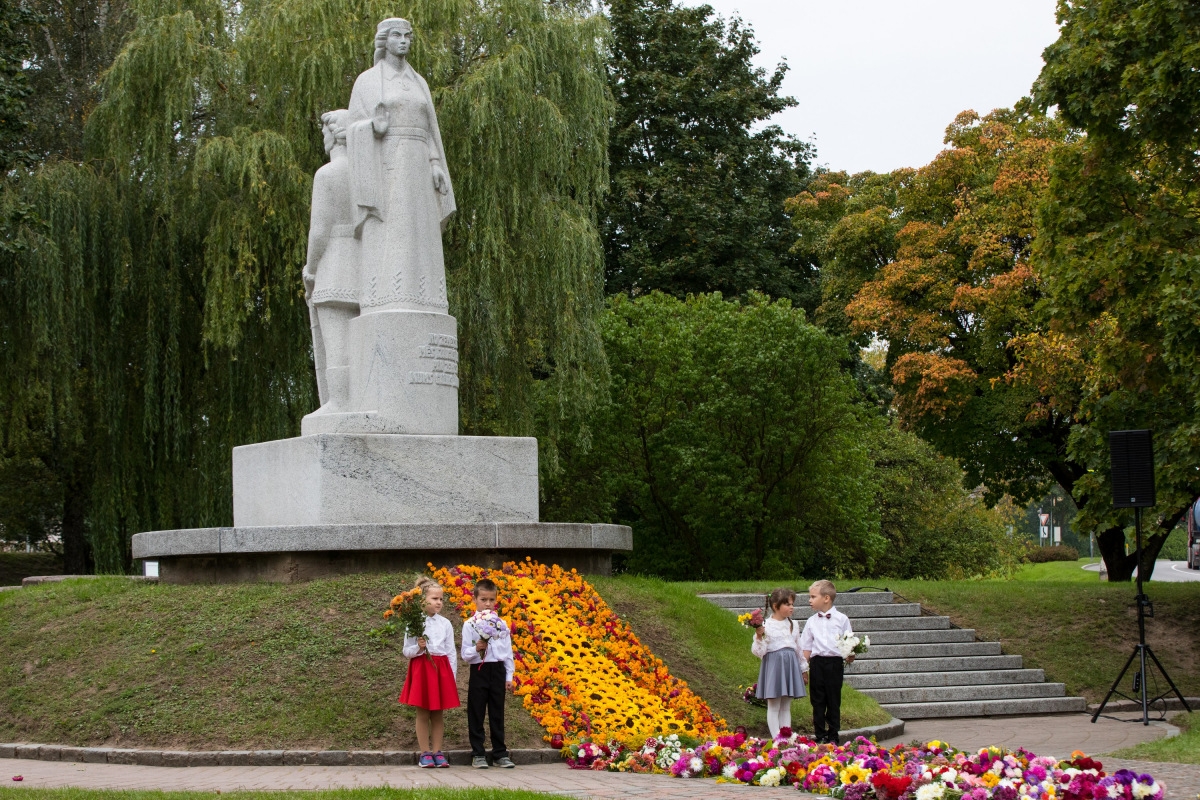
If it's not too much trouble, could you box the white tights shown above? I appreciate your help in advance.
[766,696,792,737]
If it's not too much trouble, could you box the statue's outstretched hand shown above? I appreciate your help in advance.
[372,102,389,137]
[432,165,449,195]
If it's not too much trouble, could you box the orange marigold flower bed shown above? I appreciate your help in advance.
[430,559,725,744]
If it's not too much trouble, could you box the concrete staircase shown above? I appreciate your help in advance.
[700,591,1086,719]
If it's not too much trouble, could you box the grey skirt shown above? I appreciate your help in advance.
[757,648,806,700]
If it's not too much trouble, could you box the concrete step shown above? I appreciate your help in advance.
[860,682,1070,705]
[699,592,893,608]
[848,654,1024,674]
[848,668,1046,690]
[864,641,1001,660]
[865,629,976,645]
[851,616,952,632]
[722,603,922,619]
[879,696,1087,719]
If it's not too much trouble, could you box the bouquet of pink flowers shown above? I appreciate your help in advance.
[737,609,764,629]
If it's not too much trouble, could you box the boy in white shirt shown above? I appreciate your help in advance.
[460,578,516,768]
[800,579,854,744]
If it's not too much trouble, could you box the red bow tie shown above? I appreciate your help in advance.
[818,613,831,619]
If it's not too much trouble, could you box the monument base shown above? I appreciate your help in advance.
[233,434,539,527]
[131,523,633,583]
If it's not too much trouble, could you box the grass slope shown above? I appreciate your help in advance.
[1110,712,1200,764]
[0,575,546,750]
[684,564,1200,703]
[589,576,892,738]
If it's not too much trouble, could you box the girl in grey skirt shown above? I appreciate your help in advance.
[751,588,808,738]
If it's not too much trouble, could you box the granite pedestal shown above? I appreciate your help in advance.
[132,523,632,583]
[232,433,538,527]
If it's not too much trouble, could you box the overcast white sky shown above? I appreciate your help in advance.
[682,0,1061,173]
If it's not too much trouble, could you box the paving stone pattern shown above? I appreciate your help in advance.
[700,592,1088,719]
[2,712,1192,799]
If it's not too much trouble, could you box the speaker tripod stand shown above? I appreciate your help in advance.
[1091,507,1193,725]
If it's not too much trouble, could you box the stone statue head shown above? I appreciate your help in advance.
[320,109,349,153]
[373,18,413,64]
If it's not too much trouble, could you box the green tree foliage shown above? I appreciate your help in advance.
[1,0,611,571]
[1026,0,1200,580]
[544,292,884,580]
[602,0,815,307]
[869,422,1021,580]
[12,0,133,163]
[0,0,35,171]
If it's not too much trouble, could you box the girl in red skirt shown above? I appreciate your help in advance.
[399,576,460,768]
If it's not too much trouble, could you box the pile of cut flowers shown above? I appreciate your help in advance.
[563,732,1166,799]
[430,559,724,744]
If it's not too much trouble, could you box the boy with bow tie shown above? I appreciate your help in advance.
[800,580,855,744]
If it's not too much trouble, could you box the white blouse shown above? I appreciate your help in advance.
[752,616,808,670]
[402,613,457,678]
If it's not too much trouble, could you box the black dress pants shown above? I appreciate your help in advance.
[467,661,508,758]
[809,655,844,743]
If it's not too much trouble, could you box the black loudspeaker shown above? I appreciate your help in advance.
[1110,429,1156,509]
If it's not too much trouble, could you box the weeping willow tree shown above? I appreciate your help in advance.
[0,0,611,571]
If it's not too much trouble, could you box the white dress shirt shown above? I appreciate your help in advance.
[751,617,808,670]
[461,616,516,682]
[800,606,853,658]
[402,613,457,678]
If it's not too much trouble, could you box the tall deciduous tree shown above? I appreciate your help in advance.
[793,109,1079,509]
[602,0,815,307]
[1025,0,1200,579]
[1,0,610,571]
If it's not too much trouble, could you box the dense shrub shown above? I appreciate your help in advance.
[1025,545,1079,563]
[544,292,884,580]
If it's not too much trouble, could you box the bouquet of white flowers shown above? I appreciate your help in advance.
[836,631,869,660]
[467,609,507,666]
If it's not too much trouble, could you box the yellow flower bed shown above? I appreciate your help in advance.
[430,559,725,743]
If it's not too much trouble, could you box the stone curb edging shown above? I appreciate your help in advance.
[0,744,559,768]
[840,717,904,744]
[0,722,905,769]
[1087,698,1198,715]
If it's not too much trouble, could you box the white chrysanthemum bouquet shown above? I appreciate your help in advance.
[836,631,869,660]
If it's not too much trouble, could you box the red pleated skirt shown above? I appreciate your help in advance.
[399,654,460,710]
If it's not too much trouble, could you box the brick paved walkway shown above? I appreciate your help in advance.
[877,711,1170,754]
[3,712,1193,800]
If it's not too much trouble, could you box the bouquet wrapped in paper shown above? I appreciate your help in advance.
[836,631,869,660]
[736,609,764,629]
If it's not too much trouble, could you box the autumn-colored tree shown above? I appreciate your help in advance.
[792,108,1080,510]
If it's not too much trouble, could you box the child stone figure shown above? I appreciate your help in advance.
[751,587,808,738]
[800,579,854,744]
[399,576,460,768]
[460,578,516,768]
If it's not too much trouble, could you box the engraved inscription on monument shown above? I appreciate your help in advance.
[409,332,459,387]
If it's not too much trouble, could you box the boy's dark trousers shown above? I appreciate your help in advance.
[809,655,844,743]
[467,661,508,759]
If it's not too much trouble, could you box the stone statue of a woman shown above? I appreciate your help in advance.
[346,17,456,314]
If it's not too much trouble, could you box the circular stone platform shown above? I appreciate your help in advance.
[132,523,632,584]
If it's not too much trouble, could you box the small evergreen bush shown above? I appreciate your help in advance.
[1025,544,1079,563]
